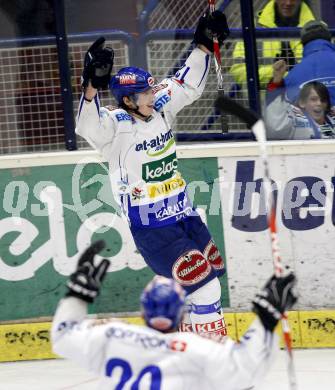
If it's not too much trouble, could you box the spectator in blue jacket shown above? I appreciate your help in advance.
[284,20,335,106]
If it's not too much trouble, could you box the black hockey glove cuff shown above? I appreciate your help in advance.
[82,36,114,89]
[252,273,297,332]
[66,240,110,303]
[193,10,229,52]
[275,42,296,71]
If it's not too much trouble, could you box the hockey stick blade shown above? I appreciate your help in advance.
[215,95,267,145]
[215,95,258,129]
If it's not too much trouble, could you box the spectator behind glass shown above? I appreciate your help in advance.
[284,20,335,106]
[265,59,335,139]
[230,0,314,89]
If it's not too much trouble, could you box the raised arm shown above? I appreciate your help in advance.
[264,60,298,139]
[158,10,229,119]
[75,37,116,157]
[51,241,110,370]
[207,273,297,389]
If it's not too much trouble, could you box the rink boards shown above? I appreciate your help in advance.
[0,310,334,361]
[0,141,334,361]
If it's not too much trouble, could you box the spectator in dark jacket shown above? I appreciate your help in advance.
[284,20,335,106]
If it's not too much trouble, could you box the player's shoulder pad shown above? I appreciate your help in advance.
[153,80,172,112]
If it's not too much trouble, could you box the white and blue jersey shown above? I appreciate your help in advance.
[52,297,278,390]
[76,48,211,228]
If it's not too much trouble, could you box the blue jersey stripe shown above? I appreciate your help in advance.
[78,94,85,117]
[197,54,210,88]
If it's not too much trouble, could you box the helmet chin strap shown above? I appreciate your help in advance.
[127,95,153,122]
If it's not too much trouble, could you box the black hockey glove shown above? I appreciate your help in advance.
[193,10,230,53]
[252,273,297,332]
[82,37,114,89]
[66,240,110,303]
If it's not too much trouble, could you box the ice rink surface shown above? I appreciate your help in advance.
[0,349,334,390]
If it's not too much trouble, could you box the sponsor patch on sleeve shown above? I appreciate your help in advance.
[115,112,132,122]
[154,93,171,111]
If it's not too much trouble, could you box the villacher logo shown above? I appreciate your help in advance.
[172,250,211,286]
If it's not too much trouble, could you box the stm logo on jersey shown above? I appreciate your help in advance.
[142,152,178,182]
[119,74,136,84]
[154,94,171,111]
[135,129,173,154]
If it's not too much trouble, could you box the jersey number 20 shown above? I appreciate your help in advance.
[106,357,162,389]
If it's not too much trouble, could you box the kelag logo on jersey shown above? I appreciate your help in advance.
[142,152,178,182]
[135,129,175,157]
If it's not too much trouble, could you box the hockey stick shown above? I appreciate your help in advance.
[208,0,229,132]
[215,95,297,390]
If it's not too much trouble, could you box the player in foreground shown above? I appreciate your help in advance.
[75,10,230,338]
[52,240,297,390]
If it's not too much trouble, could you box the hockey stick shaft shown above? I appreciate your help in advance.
[252,120,297,389]
[215,96,297,390]
[208,0,228,132]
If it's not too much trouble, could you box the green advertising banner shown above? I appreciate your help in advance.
[0,157,228,321]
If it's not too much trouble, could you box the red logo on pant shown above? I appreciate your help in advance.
[204,241,225,270]
[172,250,211,286]
[179,323,193,332]
[194,318,227,334]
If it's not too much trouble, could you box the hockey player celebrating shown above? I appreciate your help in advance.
[76,10,230,338]
[52,240,297,390]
